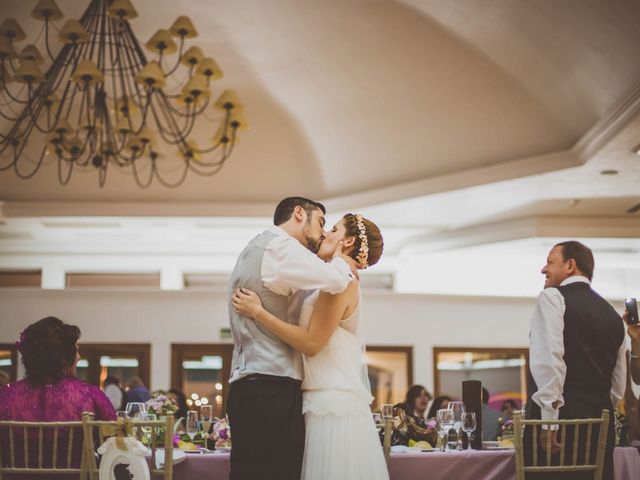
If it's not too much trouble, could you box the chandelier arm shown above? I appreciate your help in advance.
[153,156,191,188]
[13,145,47,180]
[57,155,75,185]
[154,94,193,142]
[0,81,31,105]
[98,162,108,187]
[131,156,155,189]
[0,105,19,122]
[118,19,150,111]
[43,19,58,63]
[190,109,231,156]
[22,83,58,135]
[163,36,186,77]
[146,97,187,145]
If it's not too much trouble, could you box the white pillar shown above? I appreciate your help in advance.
[41,265,65,289]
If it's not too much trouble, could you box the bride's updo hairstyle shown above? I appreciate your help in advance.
[342,213,384,268]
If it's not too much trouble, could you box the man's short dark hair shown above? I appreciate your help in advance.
[273,197,326,226]
[554,240,595,280]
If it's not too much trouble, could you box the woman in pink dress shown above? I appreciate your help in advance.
[0,316,116,475]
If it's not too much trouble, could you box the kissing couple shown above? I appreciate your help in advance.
[226,196,389,480]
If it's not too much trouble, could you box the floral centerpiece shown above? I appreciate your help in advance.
[211,417,232,450]
[145,390,178,418]
[378,404,437,448]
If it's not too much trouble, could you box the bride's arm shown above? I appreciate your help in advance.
[232,288,349,356]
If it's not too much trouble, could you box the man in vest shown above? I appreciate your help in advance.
[226,197,359,480]
[525,241,627,480]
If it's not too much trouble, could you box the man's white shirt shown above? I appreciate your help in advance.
[229,225,353,382]
[529,275,627,422]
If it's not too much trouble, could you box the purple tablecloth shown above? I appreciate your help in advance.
[155,447,640,480]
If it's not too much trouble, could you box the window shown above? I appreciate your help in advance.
[0,344,18,383]
[76,343,151,389]
[433,347,529,408]
[366,346,413,410]
[171,344,234,418]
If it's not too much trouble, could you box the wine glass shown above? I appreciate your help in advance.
[381,404,394,419]
[448,401,466,450]
[125,402,146,419]
[116,411,128,420]
[139,413,156,442]
[462,412,477,450]
[436,409,455,452]
[186,410,199,441]
[200,405,213,434]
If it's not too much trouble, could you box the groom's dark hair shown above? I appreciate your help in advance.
[273,197,326,226]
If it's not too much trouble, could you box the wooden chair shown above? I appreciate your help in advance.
[81,411,175,480]
[513,409,610,480]
[0,418,86,478]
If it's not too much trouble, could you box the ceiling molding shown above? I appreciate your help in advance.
[573,81,640,161]
[403,215,640,254]
[322,149,580,212]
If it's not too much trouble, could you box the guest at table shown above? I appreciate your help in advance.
[624,309,640,385]
[103,375,126,411]
[500,399,519,421]
[426,395,452,419]
[168,387,189,431]
[0,316,116,470]
[525,241,626,480]
[405,384,432,419]
[126,375,151,403]
[482,388,500,441]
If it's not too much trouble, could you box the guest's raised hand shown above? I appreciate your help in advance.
[539,429,561,455]
[623,310,640,342]
[232,288,263,319]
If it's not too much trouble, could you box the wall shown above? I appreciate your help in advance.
[0,288,558,394]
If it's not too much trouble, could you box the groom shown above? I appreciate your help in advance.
[226,197,358,480]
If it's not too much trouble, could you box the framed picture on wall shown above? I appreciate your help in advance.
[365,346,413,411]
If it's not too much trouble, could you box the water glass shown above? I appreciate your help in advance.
[125,402,146,419]
[139,413,156,440]
[116,410,128,420]
[186,410,199,440]
[462,412,477,450]
[448,401,466,450]
[200,405,213,433]
[436,409,455,452]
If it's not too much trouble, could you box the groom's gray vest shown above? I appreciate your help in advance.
[228,230,300,382]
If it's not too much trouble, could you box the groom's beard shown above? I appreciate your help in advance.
[304,235,321,254]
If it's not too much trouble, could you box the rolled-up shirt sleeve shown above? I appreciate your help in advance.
[610,331,628,407]
[530,288,566,422]
[262,234,352,295]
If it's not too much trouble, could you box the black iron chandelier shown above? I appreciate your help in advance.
[0,0,247,188]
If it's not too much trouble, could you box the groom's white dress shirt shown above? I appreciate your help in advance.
[229,225,353,382]
[529,275,627,422]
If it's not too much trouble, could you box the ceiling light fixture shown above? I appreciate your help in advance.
[0,0,247,188]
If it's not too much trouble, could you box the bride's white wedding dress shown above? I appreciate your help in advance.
[299,290,390,480]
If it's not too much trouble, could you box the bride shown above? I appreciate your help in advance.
[232,213,389,480]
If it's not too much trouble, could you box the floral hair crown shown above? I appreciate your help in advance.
[355,214,369,268]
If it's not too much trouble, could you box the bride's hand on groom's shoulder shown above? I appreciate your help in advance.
[332,241,361,279]
[232,288,263,319]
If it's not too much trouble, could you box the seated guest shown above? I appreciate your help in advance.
[126,376,151,403]
[0,317,116,470]
[404,384,432,419]
[481,387,500,441]
[168,388,189,431]
[500,399,519,421]
[426,395,452,420]
[103,375,125,411]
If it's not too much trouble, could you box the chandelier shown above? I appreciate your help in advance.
[0,0,247,188]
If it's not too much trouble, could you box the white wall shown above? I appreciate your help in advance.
[0,288,555,393]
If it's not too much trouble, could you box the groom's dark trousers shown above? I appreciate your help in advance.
[227,373,304,480]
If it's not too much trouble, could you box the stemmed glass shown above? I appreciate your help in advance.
[125,402,146,419]
[448,401,466,451]
[139,413,156,443]
[436,409,455,452]
[186,411,199,441]
[200,405,213,434]
[462,412,477,450]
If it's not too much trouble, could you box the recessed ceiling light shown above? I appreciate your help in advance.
[600,170,619,175]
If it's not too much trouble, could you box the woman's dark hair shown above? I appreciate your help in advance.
[501,399,519,411]
[342,213,384,267]
[169,388,188,421]
[104,375,121,387]
[404,385,432,411]
[273,197,326,226]
[19,316,80,387]
[426,395,453,419]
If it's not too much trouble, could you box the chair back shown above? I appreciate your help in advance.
[0,418,86,478]
[513,409,610,480]
[81,412,175,480]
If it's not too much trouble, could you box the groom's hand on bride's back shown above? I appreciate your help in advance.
[332,240,361,279]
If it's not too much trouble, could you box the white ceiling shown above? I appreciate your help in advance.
[1,0,639,297]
